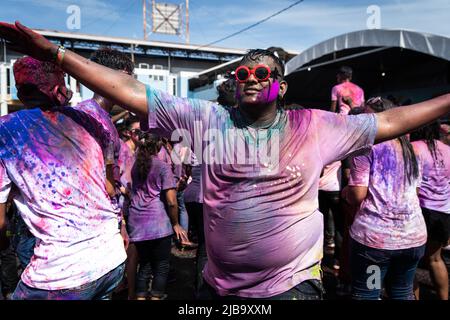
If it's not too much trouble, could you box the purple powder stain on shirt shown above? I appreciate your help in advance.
[377,143,400,187]
[51,202,63,210]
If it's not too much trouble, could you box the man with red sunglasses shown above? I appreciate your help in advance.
[1,21,450,300]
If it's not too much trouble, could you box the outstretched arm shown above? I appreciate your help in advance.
[375,94,450,143]
[0,21,147,118]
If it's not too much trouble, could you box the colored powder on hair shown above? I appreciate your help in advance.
[13,57,65,96]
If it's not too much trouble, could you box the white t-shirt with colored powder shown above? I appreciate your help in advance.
[0,107,126,290]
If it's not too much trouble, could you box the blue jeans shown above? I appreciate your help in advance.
[198,279,324,300]
[11,210,36,269]
[350,239,425,300]
[12,233,36,269]
[135,236,172,299]
[11,263,125,300]
[185,202,207,298]
[177,191,189,230]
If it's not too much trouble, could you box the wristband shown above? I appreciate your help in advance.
[55,45,66,66]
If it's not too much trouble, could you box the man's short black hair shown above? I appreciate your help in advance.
[240,49,285,80]
[90,47,134,74]
[337,66,352,80]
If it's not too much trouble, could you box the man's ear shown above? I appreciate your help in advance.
[52,85,73,106]
[279,80,288,99]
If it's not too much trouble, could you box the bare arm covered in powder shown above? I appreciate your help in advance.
[375,94,450,143]
[1,21,449,143]
[0,21,147,118]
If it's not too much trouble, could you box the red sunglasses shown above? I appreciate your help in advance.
[234,64,275,83]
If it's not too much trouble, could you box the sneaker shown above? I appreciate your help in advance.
[150,293,168,300]
[177,240,198,251]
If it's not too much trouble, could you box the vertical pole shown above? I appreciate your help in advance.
[3,40,6,63]
[168,51,171,73]
[0,63,8,116]
[130,44,135,64]
[143,0,147,40]
[186,0,189,44]
[152,0,155,37]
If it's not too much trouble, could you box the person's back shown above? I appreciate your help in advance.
[345,98,426,300]
[0,57,126,298]
[0,107,125,290]
[410,122,450,300]
[412,139,450,214]
[332,82,365,115]
[128,156,174,242]
[127,135,187,300]
[349,139,427,249]
[331,66,364,115]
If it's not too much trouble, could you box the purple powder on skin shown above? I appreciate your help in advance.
[235,80,280,105]
[259,80,280,104]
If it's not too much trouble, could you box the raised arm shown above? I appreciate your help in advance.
[0,21,147,118]
[375,94,450,143]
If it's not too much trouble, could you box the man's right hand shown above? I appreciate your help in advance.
[0,21,57,61]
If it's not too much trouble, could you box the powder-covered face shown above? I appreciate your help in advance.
[236,56,282,107]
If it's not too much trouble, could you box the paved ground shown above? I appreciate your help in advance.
[114,245,450,300]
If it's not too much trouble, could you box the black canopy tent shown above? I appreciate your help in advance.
[284,29,450,110]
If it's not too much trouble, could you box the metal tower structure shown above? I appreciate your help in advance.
[143,0,189,43]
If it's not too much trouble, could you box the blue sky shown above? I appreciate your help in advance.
[1,0,449,52]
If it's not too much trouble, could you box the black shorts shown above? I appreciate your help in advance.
[422,207,450,246]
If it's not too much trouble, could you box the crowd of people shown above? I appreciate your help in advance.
[0,21,448,300]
